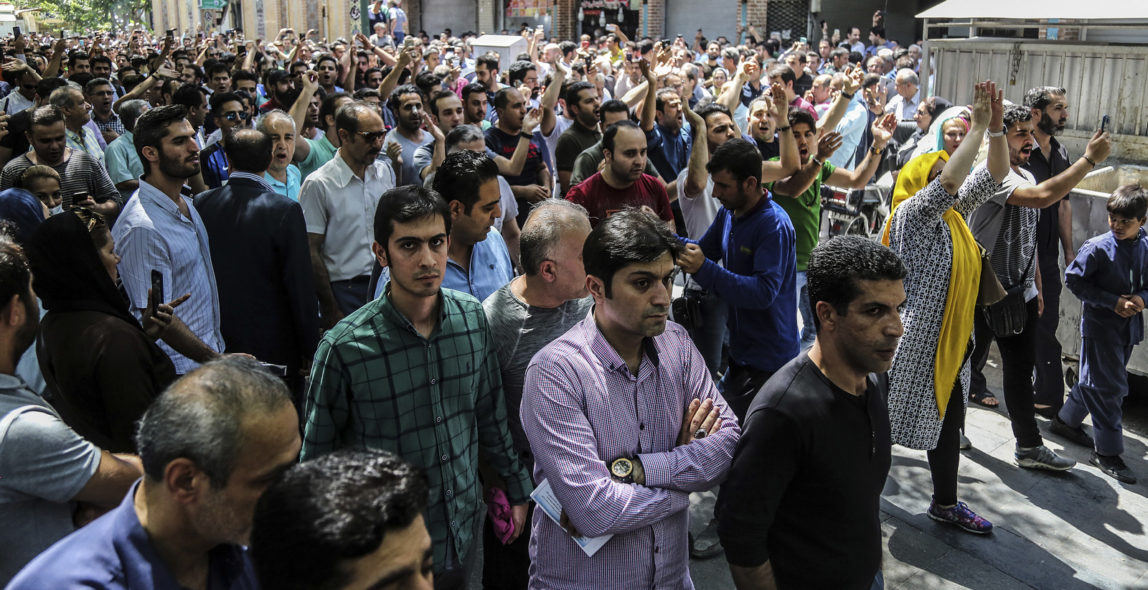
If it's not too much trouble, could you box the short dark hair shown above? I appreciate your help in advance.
[373,185,452,248]
[316,54,339,70]
[598,99,630,125]
[90,55,112,69]
[787,107,816,130]
[508,60,536,86]
[427,89,458,117]
[476,53,500,72]
[82,77,113,96]
[494,86,519,111]
[461,82,487,103]
[223,129,273,174]
[1003,103,1033,132]
[209,90,243,114]
[387,83,423,114]
[831,47,849,60]
[318,92,352,130]
[694,102,732,134]
[871,25,886,39]
[565,81,594,107]
[232,69,259,85]
[601,119,640,153]
[67,52,89,69]
[413,71,442,97]
[0,235,31,309]
[807,236,905,330]
[1107,184,1148,220]
[206,62,231,79]
[133,104,189,175]
[135,357,293,488]
[250,450,429,590]
[334,102,377,136]
[706,138,762,185]
[432,150,499,214]
[1022,86,1067,111]
[654,88,680,113]
[768,64,795,87]
[172,84,208,110]
[29,105,65,129]
[35,77,69,101]
[583,208,682,298]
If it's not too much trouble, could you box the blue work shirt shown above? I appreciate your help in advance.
[646,122,692,181]
[683,193,798,373]
[1066,228,1148,345]
[265,165,302,201]
[443,229,514,302]
[8,481,258,589]
[373,229,513,303]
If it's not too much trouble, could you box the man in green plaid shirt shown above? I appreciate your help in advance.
[301,184,532,588]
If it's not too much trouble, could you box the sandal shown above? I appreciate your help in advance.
[970,390,999,408]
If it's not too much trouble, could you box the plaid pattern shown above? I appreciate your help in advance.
[66,126,104,166]
[301,287,532,572]
[94,112,126,137]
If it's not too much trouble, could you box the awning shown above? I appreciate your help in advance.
[917,0,1148,20]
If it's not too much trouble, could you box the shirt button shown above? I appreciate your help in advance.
[441,454,448,463]
[436,416,443,424]
[446,489,453,498]
[654,546,660,553]
[430,378,438,384]
[639,423,645,430]
[450,520,458,529]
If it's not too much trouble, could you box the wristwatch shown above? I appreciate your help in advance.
[608,457,634,484]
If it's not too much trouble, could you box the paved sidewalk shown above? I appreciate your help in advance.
[687,354,1148,589]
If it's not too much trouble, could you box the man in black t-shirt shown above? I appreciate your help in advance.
[718,236,905,590]
[485,87,551,227]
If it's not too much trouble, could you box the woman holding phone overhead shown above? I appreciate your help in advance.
[24,208,183,452]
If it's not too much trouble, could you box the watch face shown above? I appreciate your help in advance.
[611,457,633,478]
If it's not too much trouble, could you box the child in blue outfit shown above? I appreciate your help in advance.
[1055,184,1148,484]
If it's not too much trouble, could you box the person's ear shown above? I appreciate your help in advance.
[449,199,464,221]
[372,241,388,268]
[540,259,557,282]
[815,300,837,331]
[141,144,160,165]
[1030,107,1041,123]
[163,458,208,505]
[586,274,606,300]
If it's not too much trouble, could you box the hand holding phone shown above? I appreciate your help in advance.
[148,270,163,318]
[1100,114,1110,133]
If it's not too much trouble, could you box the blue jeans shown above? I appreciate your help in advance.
[796,271,817,349]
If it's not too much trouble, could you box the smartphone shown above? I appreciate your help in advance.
[13,27,20,38]
[64,192,90,210]
[258,362,288,377]
[1101,114,1110,132]
[148,269,163,318]
[403,37,415,49]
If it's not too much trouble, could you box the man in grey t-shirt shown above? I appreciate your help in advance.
[480,199,592,588]
[966,104,1110,472]
[0,238,140,584]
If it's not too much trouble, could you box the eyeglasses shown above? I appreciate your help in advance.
[356,130,386,142]
[223,111,250,122]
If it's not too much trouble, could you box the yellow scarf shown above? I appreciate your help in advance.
[881,151,980,418]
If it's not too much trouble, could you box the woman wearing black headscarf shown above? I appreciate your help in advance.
[25,209,178,453]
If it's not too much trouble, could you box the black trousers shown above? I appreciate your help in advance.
[1033,263,1066,409]
[481,503,533,590]
[928,382,966,506]
[970,298,1043,447]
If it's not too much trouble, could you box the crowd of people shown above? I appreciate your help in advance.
[0,8,1140,590]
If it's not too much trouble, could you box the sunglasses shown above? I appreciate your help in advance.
[223,111,250,122]
[357,130,386,142]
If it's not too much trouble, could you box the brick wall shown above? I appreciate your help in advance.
[555,0,577,41]
[641,0,665,39]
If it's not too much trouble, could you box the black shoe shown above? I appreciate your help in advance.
[959,433,972,450]
[1035,405,1058,419]
[1049,415,1094,448]
[1090,452,1137,484]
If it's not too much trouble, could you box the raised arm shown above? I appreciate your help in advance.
[681,98,709,199]
[290,71,320,162]
[1007,129,1110,209]
[378,46,415,103]
[824,113,895,189]
[537,55,567,136]
[817,66,862,134]
[639,58,657,132]
[761,83,800,182]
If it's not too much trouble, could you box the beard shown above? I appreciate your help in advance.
[1037,113,1064,136]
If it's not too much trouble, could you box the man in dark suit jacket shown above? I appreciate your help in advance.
[195,128,319,399]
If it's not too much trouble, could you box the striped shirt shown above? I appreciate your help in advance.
[301,286,532,575]
[521,313,740,589]
[66,126,105,166]
[112,179,224,374]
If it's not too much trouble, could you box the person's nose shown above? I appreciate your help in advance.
[652,279,671,307]
[886,312,904,339]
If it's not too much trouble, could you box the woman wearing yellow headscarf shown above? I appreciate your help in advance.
[882,81,1010,535]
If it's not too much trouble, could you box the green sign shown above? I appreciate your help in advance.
[199,0,227,10]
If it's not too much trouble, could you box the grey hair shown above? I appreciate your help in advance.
[135,356,294,488]
[519,199,591,276]
[48,85,83,110]
[895,68,918,86]
[257,109,297,135]
[444,124,485,152]
[119,99,151,132]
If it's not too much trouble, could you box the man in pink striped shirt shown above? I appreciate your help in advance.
[521,209,739,589]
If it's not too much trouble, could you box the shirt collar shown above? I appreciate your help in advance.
[137,178,183,216]
[228,171,273,191]
[580,308,660,375]
[378,283,448,339]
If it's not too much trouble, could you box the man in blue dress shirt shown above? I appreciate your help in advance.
[435,150,514,302]
[9,357,301,589]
